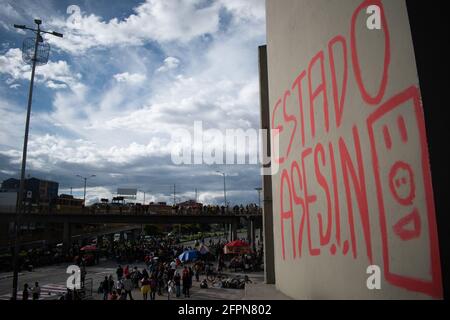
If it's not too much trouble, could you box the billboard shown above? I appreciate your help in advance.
[266,0,442,299]
[117,188,137,199]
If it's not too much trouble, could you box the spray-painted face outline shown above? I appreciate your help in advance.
[388,161,415,206]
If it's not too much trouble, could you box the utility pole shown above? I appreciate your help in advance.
[11,19,63,300]
[216,171,227,207]
[76,174,96,205]
[195,188,198,202]
[255,187,262,211]
[173,184,176,205]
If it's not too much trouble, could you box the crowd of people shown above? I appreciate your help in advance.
[175,203,262,215]
[94,235,263,300]
[83,202,262,216]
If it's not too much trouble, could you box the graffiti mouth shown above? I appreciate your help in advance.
[392,207,421,241]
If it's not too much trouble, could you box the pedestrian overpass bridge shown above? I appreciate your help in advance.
[0,211,263,253]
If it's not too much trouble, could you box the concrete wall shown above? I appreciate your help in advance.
[265,0,442,299]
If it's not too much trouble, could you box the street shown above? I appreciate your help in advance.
[0,258,264,300]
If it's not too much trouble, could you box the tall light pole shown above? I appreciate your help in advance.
[11,19,63,300]
[138,189,151,205]
[76,174,96,205]
[255,187,262,212]
[216,171,227,207]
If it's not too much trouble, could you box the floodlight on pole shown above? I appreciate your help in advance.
[11,19,63,300]
[76,174,96,204]
[216,171,227,207]
[255,187,262,212]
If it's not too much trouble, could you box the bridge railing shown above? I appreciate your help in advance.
[0,206,262,216]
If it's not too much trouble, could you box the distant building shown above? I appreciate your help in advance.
[0,177,59,205]
[178,200,203,209]
[56,194,84,207]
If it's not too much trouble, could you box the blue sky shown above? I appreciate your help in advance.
[0,0,266,205]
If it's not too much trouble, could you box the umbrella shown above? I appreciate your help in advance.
[197,244,210,255]
[224,240,251,254]
[80,245,97,251]
[178,250,199,262]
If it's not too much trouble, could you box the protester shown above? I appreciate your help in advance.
[123,275,134,300]
[116,265,123,281]
[167,279,175,300]
[188,267,193,295]
[22,283,29,301]
[101,276,110,300]
[174,271,181,298]
[182,266,190,298]
[108,275,114,294]
[141,276,151,300]
[150,276,157,300]
[194,263,201,282]
[32,282,41,300]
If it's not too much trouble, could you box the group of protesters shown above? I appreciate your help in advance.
[103,263,195,300]
[97,235,222,300]
[100,260,196,300]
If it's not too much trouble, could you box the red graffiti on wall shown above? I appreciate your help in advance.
[367,86,442,298]
[271,0,442,298]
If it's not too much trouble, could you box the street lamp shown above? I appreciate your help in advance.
[255,187,262,212]
[216,171,227,207]
[76,174,96,204]
[138,189,151,205]
[11,19,63,300]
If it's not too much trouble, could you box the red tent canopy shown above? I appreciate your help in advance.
[224,240,251,254]
[225,240,250,247]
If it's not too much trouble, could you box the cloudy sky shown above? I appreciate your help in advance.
[0,0,266,205]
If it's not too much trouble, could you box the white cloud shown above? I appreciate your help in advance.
[156,56,180,73]
[0,48,80,90]
[46,80,68,90]
[47,0,222,54]
[219,0,266,23]
[0,0,266,205]
[113,72,146,84]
